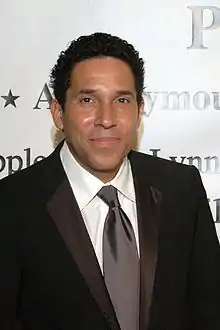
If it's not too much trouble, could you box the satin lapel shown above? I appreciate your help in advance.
[47,177,120,330]
[129,152,162,330]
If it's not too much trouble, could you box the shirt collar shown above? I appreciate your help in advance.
[60,141,136,211]
[110,156,136,203]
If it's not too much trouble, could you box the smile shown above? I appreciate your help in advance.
[89,137,120,145]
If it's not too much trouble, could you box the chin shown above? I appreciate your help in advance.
[89,157,122,172]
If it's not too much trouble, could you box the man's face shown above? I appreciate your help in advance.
[52,56,143,178]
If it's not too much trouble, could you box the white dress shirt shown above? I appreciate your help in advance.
[60,141,139,272]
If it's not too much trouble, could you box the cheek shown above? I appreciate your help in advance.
[63,113,93,137]
[120,116,139,135]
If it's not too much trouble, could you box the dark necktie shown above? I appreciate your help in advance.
[97,185,140,330]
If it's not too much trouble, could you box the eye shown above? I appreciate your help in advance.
[116,97,130,103]
[80,97,93,103]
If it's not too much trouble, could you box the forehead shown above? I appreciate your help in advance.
[69,57,135,89]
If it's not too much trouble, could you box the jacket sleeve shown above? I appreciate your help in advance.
[188,166,220,330]
[0,179,21,329]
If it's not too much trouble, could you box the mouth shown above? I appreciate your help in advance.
[89,137,120,146]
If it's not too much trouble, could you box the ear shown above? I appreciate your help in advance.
[50,99,64,130]
[137,101,144,128]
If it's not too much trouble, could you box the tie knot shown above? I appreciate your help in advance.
[97,185,120,208]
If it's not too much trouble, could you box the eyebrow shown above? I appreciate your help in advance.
[115,90,135,98]
[77,89,136,98]
[77,89,97,95]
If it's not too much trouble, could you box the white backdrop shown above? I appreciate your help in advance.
[0,0,219,240]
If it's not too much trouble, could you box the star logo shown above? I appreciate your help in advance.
[1,89,20,108]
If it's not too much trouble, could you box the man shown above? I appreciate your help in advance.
[0,32,219,330]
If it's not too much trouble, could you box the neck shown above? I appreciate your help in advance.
[89,169,119,183]
[66,143,123,183]
[79,162,122,183]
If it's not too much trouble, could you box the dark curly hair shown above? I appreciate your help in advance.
[50,32,145,110]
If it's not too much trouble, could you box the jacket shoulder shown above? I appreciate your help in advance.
[129,150,202,191]
[0,146,63,201]
[130,150,197,173]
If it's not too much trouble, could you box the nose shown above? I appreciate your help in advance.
[94,102,116,128]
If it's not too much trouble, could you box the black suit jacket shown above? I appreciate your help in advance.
[0,142,219,330]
